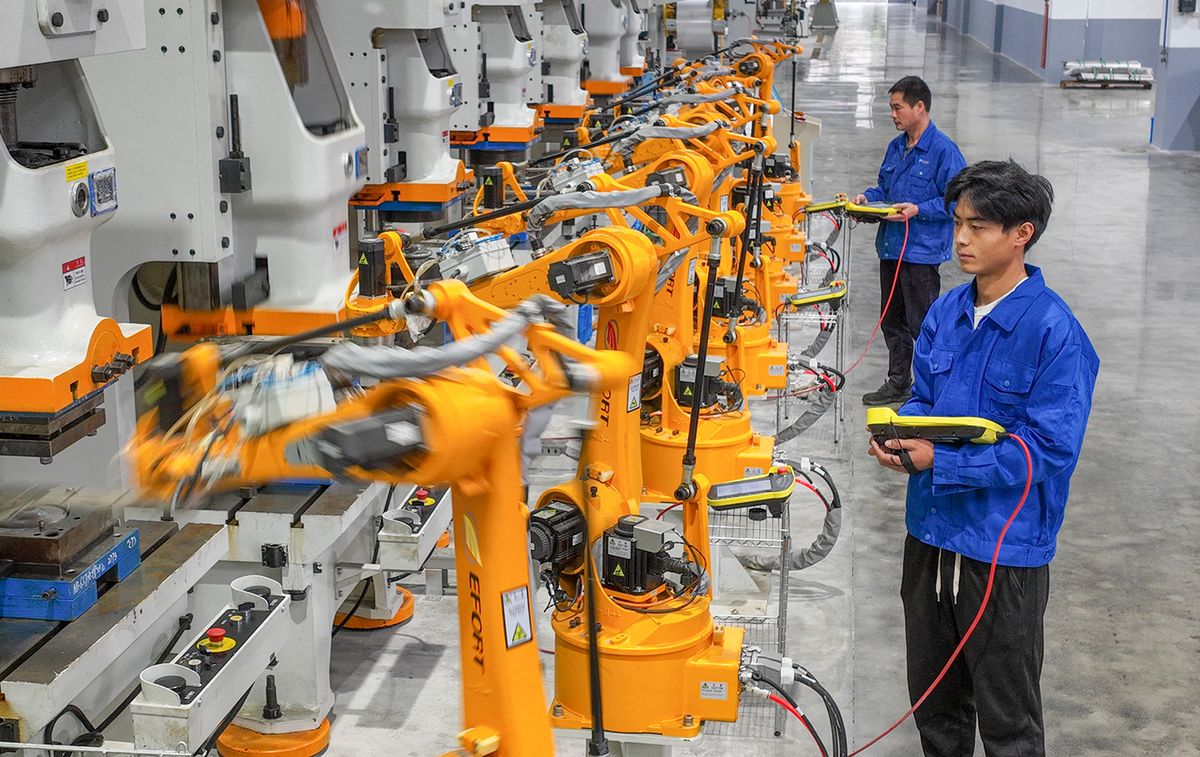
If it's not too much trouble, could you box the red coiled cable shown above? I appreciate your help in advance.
[850,433,1035,755]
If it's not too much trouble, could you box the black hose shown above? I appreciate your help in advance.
[419,196,544,236]
[220,307,397,364]
[529,128,636,167]
[796,668,848,757]
[794,469,831,511]
[755,675,828,756]
[726,155,765,344]
[788,43,798,147]
[570,498,609,755]
[153,266,179,357]
[131,272,162,312]
[43,613,194,752]
[584,545,609,755]
[808,461,842,510]
[93,613,195,733]
[675,231,726,500]
[42,705,101,756]
[608,68,681,108]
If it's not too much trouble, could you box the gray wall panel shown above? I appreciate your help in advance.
[1082,19,1162,69]
[1046,18,1085,82]
[1153,46,1200,152]
[943,2,1161,84]
[965,0,997,50]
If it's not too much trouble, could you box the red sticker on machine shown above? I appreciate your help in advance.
[332,221,348,255]
[62,257,87,291]
[604,320,618,350]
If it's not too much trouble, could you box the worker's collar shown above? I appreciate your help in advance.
[901,120,938,153]
[957,264,1045,331]
[892,118,936,152]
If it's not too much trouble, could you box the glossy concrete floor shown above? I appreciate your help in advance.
[327,4,1200,755]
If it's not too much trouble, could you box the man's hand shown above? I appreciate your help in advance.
[852,193,868,205]
[884,202,919,222]
[868,437,934,473]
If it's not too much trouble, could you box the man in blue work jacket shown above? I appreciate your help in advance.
[869,160,1099,756]
[854,76,966,406]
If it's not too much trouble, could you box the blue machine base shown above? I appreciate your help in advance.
[370,193,465,215]
[0,528,141,621]
[460,140,538,152]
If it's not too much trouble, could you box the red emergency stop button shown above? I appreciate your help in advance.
[206,627,226,644]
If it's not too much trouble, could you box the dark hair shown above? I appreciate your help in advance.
[945,160,1055,251]
[888,76,932,112]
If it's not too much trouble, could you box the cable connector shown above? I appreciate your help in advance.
[780,657,796,685]
[788,354,821,372]
[783,456,812,475]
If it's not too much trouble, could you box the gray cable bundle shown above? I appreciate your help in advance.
[741,507,842,571]
[611,121,723,157]
[319,296,565,380]
[527,185,666,229]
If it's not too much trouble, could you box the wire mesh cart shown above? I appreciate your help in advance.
[705,502,793,740]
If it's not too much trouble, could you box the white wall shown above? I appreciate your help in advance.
[1002,0,1050,15]
[1054,0,1165,20]
[1163,4,1200,47]
[966,0,1164,21]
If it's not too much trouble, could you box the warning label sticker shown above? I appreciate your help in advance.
[62,256,87,291]
[65,161,88,182]
[332,221,349,256]
[501,585,533,650]
[699,681,728,701]
[627,373,642,412]
[607,536,631,560]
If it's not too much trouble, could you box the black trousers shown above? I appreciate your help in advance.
[901,536,1050,757]
[879,260,941,390]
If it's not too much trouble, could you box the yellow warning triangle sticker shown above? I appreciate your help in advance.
[512,624,528,642]
[484,177,494,185]
[612,564,624,577]
[359,253,369,264]
[682,386,693,396]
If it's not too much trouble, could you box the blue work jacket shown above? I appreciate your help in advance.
[863,121,966,265]
[897,266,1099,567]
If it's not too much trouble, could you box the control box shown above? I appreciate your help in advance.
[131,576,290,753]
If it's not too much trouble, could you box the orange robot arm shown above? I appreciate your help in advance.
[132,282,636,757]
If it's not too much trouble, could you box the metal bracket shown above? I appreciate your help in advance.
[261,543,287,568]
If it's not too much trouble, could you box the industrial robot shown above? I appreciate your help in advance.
[129,282,639,756]
[70,4,444,753]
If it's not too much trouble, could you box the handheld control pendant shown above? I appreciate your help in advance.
[866,407,1007,472]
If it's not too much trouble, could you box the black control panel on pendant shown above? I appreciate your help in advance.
[155,586,286,702]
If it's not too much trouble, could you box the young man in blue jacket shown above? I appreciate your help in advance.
[855,76,967,406]
[869,160,1099,757]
